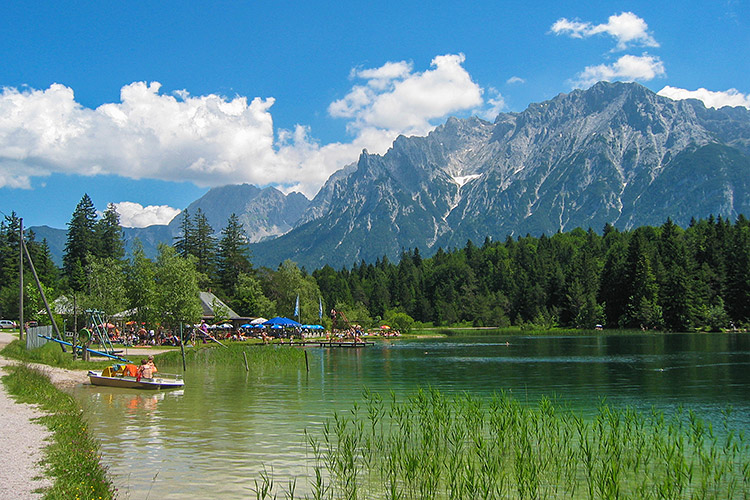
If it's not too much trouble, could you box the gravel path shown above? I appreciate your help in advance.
[0,331,87,499]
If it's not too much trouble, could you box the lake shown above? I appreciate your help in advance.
[72,333,750,499]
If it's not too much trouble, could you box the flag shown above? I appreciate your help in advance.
[319,297,323,320]
[294,294,299,317]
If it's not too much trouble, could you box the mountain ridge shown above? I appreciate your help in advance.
[30,82,750,269]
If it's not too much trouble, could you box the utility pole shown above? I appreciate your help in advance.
[19,218,23,342]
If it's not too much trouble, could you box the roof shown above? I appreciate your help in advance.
[198,291,240,320]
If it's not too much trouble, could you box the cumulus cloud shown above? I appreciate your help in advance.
[658,86,750,109]
[0,54,493,198]
[113,201,182,228]
[551,12,658,50]
[572,54,666,87]
[329,53,484,137]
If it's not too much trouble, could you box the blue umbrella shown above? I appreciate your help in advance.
[263,316,302,327]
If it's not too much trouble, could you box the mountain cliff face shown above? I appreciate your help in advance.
[33,82,750,269]
[171,184,310,243]
[31,184,310,265]
[251,82,750,268]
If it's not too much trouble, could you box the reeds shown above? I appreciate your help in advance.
[156,343,305,370]
[270,388,750,499]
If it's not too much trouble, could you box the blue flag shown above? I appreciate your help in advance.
[294,294,300,317]
[319,297,323,320]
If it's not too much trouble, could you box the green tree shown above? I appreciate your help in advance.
[95,203,125,260]
[216,214,253,297]
[234,272,276,318]
[86,256,127,317]
[658,219,695,331]
[173,209,194,258]
[63,194,98,291]
[125,240,157,325]
[153,245,202,329]
[383,309,415,333]
[262,260,322,324]
[192,209,216,277]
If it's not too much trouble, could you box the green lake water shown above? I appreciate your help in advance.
[72,333,750,499]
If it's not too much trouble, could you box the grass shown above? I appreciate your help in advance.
[156,342,307,370]
[1,340,118,370]
[254,388,750,499]
[2,364,116,500]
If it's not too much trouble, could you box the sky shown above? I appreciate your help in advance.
[1,0,748,230]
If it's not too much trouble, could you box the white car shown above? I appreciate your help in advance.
[0,320,17,329]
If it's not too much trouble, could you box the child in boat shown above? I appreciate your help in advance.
[147,355,158,374]
[138,358,153,379]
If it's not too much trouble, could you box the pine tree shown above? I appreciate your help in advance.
[173,209,194,258]
[63,194,98,291]
[216,214,253,297]
[192,209,216,277]
[95,203,125,260]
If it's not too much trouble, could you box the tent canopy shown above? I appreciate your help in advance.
[263,317,302,327]
[302,324,325,330]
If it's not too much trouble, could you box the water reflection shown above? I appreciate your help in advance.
[73,333,750,499]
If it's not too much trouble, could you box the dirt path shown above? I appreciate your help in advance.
[0,333,181,498]
[0,331,95,499]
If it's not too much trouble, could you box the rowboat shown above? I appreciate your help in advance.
[88,365,184,390]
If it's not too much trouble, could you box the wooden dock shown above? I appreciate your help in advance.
[300,341,375,348]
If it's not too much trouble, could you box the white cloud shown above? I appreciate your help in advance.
[112,202,182,227]
[329,53,484,137]
[572,54,666,87]
[657,86,750,109]
[0,54,493,198]
[551,12,658,51]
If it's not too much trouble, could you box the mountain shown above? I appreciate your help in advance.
[167,184,310,243]
[32,184,309,265]
[250,82,750,268]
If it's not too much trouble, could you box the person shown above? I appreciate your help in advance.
[146,355,158,374]
[138,358,153,379]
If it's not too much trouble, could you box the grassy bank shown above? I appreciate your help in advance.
[2,365,116,500]
[156,342,306,370]
[1,340,127,370]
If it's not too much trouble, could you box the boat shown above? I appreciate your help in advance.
[88,364,184,390]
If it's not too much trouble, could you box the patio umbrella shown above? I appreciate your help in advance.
[263,317,302,327]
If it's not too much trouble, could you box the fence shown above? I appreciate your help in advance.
[25,325,53,350]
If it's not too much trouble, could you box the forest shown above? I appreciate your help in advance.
[1,193,749,333]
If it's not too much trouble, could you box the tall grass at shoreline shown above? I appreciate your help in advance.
[2,365,116,500]
[256,388,750,499]
[156,343,306,370]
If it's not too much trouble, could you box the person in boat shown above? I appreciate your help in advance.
[138,358,153,379]
[147,355,158,374]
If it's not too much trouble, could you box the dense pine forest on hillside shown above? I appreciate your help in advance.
[2,194,749,333]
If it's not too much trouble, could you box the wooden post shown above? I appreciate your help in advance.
[21,238,63,342]
[243,351,249,372]
[18,218,23,343]
[179,323,187,372]
[304,350,309,373]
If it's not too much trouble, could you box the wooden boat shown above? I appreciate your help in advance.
[88,365,184,390]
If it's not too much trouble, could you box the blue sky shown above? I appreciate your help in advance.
[1,0,748,229]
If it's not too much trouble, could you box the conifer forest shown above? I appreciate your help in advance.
[1,194,749,333]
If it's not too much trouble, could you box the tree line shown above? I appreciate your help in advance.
[1,194,749,333]
[311,216,750,332]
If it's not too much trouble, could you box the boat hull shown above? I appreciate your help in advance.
[88,371,184,390]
